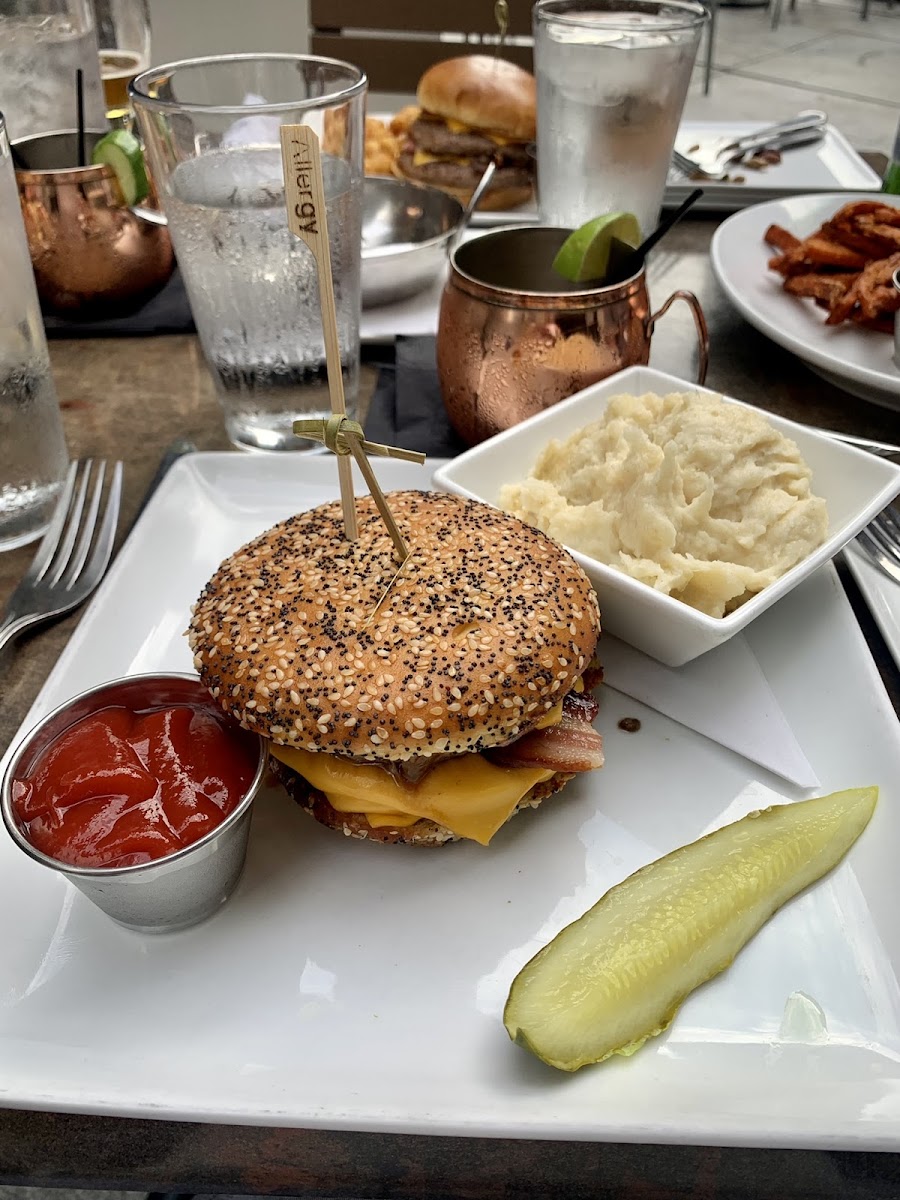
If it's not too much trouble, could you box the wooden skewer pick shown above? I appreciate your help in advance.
[494,0,509,55]
[292,414,425,464]
[279,123,358,542]
[292,414,425,563]
[280,126,425,566]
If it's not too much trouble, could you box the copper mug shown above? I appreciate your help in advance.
[437,226,709,446]
[14,130,174,320]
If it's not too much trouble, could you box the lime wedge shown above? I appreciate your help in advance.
[552,212,641,283]
[504,786,877,1071]
[92,128,149,205]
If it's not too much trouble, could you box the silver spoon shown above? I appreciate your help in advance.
[448,159,497,256]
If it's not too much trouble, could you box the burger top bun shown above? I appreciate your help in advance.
[188,491,600,763]
[417,55,537,141]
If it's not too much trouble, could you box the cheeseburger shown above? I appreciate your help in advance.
[188,491,603,847]
[395,55,536,211]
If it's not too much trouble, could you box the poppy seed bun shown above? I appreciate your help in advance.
[418,56,536,141]
[271,757,576,846]
[188,491,600,762]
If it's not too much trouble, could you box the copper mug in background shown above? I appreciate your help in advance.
[13,129,174,320]
[437,226,709,446]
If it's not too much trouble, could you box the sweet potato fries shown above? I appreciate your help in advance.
[765,200,900,333]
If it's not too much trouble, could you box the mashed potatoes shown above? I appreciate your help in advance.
[499,391,828,618]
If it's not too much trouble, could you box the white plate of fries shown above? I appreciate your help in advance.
[711,193,900,409]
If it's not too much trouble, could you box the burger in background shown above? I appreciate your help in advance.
[394,55,536,211]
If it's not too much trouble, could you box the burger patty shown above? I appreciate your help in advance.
[409,116,533,166]
[397,149,533,192]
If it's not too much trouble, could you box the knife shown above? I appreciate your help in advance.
[601,633,820,789]
[126,438,198,536]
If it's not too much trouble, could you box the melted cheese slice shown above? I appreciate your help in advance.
[269,744,553,845]
[443,118,517,145]
[413,149,467,168]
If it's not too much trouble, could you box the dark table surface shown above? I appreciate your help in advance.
[2,211,900,1199]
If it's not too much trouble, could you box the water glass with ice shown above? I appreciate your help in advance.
[533,0,707,238]
[0,114,69,552]
[131,54,366,453]
[0,0,105,141]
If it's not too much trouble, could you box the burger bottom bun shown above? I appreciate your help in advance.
[435,179,534,213]
[270,756,575,846]
[391,159,532,212]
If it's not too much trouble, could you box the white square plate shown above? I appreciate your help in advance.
[667,121,882,213]
[433,366,900,665]
[2,453,900,1151]
[845,542,900,673]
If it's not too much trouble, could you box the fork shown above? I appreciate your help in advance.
[0,458,123,655]
[855,502,900,586]
[821,430,900,461]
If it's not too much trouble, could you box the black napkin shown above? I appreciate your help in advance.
[43,268,195,338]
[364,336,467,459]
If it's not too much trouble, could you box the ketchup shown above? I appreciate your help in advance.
[11,702,259,869]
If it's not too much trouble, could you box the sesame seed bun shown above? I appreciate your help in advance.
[188,490,600,763]
[271,757,576,847]
[417,56,536,142]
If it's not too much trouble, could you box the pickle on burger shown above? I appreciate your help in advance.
[394,55,536,211]
[188,491,603,847]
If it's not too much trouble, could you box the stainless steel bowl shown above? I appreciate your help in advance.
[361,177,463,309]
[1,673,267,934]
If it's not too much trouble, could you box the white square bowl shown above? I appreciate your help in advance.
[432,365,900,666]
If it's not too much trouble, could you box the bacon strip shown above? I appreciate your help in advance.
[487,689,604,774]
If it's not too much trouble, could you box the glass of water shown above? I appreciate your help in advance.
[0,0,106,142]
[0,113,68,552]
[131,54,366,453]
[533,0,707,237]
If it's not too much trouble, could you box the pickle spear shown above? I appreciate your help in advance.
[504,787,877,1071]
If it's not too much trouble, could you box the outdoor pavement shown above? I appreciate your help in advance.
[370,0,899,155]
[683,0,900,152]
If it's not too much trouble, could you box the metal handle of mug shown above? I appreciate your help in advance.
[647,290,710,386]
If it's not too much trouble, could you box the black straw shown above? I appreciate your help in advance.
[591,188,705,286]
[631,188,705,265]
[76,68,86,167]
[9,140,27,170]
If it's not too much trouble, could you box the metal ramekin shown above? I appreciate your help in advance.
[1,673,266,934]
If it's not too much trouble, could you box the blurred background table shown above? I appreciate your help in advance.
[2,212,900,1200]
